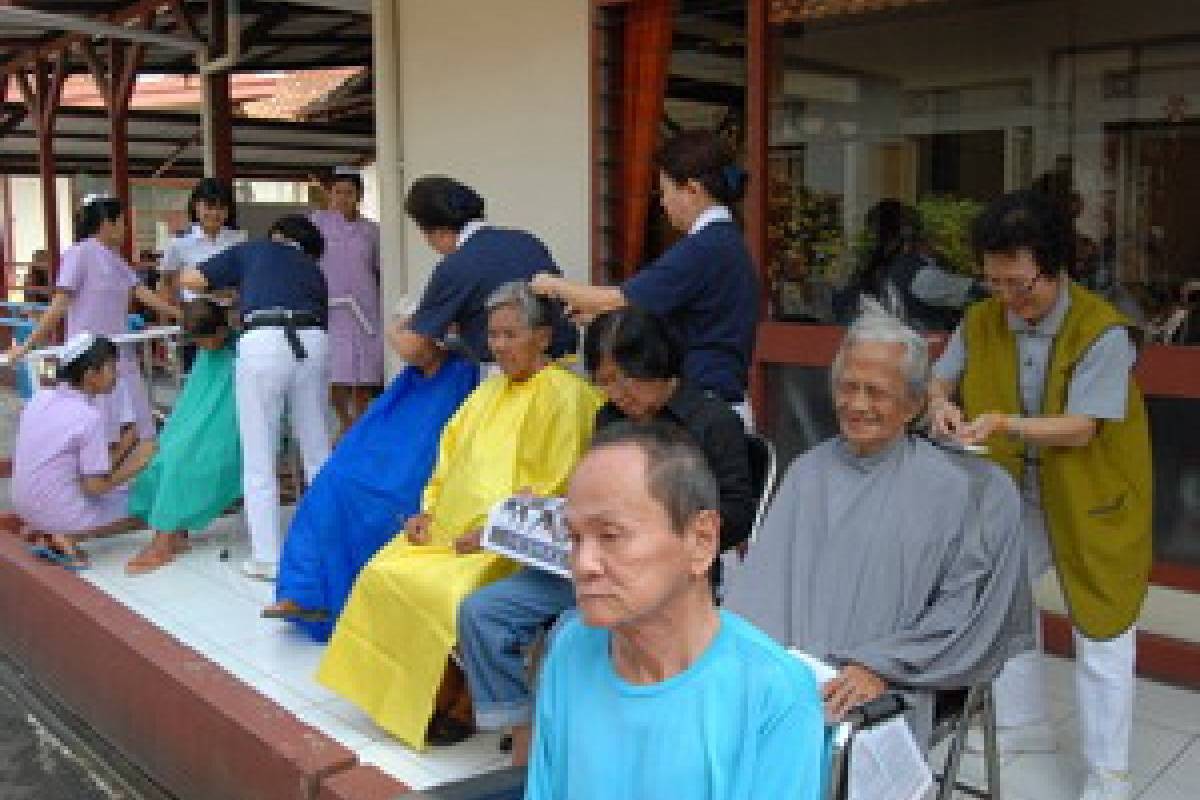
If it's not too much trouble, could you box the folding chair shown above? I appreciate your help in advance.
[745,432,778,544]
[929,683,1002,800]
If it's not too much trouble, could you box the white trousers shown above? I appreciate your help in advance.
[235,327,332,565]
[993,501,1136,774]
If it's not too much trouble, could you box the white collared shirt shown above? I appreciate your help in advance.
[688,205,733,235]
[456,219,486,248]
[160,225,246,300]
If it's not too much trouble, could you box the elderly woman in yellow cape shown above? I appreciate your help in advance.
[317,281,600,750]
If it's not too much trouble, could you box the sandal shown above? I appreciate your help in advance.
[31,536,90,571]
[426,713,475,747]
[260,600,329,623]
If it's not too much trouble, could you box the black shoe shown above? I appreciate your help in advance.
[498,734,513,753]
[427,714,475,747]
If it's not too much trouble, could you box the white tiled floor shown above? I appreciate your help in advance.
[61,518,1200,797]
[75,517,509,791]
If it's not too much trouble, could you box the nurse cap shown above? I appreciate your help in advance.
[59,332,99,366]
[80,192,117,208]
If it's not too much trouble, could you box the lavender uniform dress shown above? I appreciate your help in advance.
[310,209,384,386]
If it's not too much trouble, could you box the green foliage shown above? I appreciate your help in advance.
[916,195,984,276]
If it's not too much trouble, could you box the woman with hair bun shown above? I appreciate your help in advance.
[181,214,333,582]
[533,129,759,425]
[6,194,182,443]
[388,175,576,372]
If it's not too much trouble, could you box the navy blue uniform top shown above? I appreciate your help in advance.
[408,227,577,362]
[200,240,329,327]
[622,221,760,402]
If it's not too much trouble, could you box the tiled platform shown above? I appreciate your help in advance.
[67,518,1200,799]
[76,516,511,792]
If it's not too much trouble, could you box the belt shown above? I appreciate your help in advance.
[243,311,322,360]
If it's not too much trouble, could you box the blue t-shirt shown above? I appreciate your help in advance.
[408,227,577,362]
[200,240,329,326]
[525,610,824,800]
[623,221,760,402]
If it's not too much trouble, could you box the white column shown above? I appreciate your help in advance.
[372,0,407,376]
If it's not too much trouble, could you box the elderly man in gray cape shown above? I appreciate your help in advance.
[726,302,1034,745]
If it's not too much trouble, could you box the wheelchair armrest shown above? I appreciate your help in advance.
[845,691,908,729]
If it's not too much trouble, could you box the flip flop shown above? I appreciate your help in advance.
[260,603,329,623]
[30,544,90,571]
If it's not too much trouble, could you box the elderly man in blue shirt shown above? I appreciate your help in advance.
[524,421,823,800]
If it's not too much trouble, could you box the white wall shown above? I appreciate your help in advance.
[384,0,592,319]
[8,176,73,263]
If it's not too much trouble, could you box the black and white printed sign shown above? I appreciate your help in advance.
[481,496,572,578]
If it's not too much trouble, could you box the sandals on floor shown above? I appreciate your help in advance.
[30,538,90,571]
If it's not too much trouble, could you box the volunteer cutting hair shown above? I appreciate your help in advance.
[7,194,181,442]
[180,214,331,581]
[532,129,759,424]
[11,333,157,570]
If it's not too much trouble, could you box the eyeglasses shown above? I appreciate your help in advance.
[981,273,1041,297]
[833,378,903,405]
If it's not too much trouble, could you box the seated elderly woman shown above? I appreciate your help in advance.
[725,301,1034,746]
[317,281,601,750]
[525,421,824,800]
[261,341,479,639]
[456,306,754,766]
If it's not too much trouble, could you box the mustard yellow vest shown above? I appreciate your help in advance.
[960,282,1152,639]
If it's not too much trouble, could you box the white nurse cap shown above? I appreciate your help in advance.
[60,332,99,366]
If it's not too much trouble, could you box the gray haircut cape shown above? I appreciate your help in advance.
[725,435,1034,745]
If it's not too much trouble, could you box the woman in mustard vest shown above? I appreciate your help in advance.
[928,189,1150,800]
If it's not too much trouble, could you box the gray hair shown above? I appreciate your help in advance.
[831,298,930,400]
[589,420,719,535]
[485,280,553,329]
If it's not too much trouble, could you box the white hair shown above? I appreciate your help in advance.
[485,281,552,329]
[831,298,930,400]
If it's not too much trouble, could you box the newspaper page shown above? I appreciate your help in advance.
[847,716,934,800]
[481,496,571,578]
[788,649,933,800]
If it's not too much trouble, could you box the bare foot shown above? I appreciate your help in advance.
[126,534,175,575]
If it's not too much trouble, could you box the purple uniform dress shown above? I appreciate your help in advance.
[11,385,129,534]
[56,237,155,440]
[310,210,383,386]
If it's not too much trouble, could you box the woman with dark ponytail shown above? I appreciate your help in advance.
[533,130,759,425]
[7,194,182,444]
[388,175,576,371]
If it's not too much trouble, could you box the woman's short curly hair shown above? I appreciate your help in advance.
[971,189,1072,276]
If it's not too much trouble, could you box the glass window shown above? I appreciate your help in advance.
[766,0,1200,341]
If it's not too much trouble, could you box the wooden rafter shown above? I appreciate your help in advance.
[0,0,192,78]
